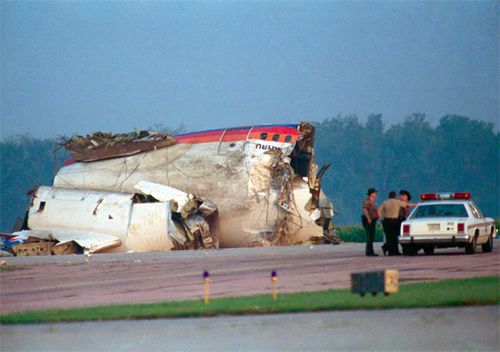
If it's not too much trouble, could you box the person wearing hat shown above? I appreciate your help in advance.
[398,190,413,221]
[362,188,380,256]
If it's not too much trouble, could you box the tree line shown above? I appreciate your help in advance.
[314,114,499,224]
[0,114,498,232]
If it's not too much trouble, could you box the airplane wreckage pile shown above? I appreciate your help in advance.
[4,122,340,256]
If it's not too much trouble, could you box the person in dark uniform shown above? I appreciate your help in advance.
[396,190,417,253]
[362,188,379,256]
[398,190,413,221]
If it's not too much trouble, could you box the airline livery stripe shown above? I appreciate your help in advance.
[174,124,299,136]
[176,125,300,144]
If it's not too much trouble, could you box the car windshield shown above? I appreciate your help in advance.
[411,204,468,219]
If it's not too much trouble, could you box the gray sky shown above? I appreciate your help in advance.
[1,0,498,139]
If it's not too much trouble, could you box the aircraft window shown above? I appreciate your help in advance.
[284,135,292,143]
[260,132,268,140]
[272,134,280,141]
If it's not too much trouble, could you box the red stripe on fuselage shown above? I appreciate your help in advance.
[175,125,300,144]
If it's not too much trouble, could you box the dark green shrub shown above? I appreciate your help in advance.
[336,224,385,243]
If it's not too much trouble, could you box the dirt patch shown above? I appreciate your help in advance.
[0,265,27,273]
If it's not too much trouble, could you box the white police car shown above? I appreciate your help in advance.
[400,193,496,255]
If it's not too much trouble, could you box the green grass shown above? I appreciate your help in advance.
[337,224,384,242]
[1,276,498,325]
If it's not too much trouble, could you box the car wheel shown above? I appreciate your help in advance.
[402,244,418,256]
[465,234,477,255]
[423,246,435,255]
[482,234,493,253]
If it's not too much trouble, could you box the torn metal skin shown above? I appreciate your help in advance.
[12,184,218,255]
[14,122,337,254]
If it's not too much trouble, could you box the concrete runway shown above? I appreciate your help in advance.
[1,241,499,314]
[2,306,498,351]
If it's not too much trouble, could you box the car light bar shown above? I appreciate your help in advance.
[420,192,471,201]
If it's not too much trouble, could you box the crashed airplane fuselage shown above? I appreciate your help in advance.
[22,122,336,253]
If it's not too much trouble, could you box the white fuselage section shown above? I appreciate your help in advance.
[54,137,323,248]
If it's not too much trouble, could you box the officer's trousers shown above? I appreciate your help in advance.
[361,216,377,255]
[382,218,400,255]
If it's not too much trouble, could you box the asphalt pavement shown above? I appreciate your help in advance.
[2,306,498,351]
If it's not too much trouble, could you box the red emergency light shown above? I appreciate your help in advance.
[420,192,471,201]
[452,192,471,200]
[420,193,438,201]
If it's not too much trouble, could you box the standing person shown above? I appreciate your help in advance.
[379,191,406,256]
[396,190,417,253]
[362,188,379,256]
[398,190,413,221]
